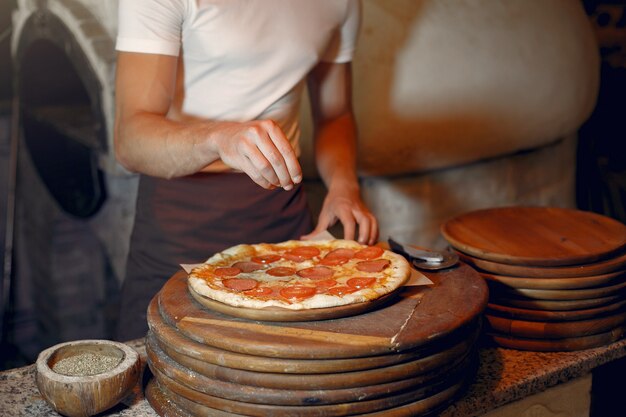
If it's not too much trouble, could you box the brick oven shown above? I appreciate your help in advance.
[10,0,136,358]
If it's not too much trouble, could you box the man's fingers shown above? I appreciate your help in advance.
[254,134,293,189]
[357,212,379,245]
[239,139,284,187]
[339,211,356,242]
[240,155,276,189]
[302,210,334,240]
[367,214,379,245]
[264,120,302,185]
[355,211,372,245]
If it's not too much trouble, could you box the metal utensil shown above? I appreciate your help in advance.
[388,237,459,270]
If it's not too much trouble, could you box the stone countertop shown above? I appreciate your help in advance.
[2,337,626,417]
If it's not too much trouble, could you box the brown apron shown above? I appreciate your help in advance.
[115,172,313,341]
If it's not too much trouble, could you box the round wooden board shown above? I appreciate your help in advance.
[485,310,626,339]
[147,296,478,375]
[441,207,626,266]
[146,378,242,417]
[189,284,399,322]
[153,366,465,417]
[146,334,473,407]
[148,328,476,391]
[493,294,623,311]
[148,376,464,417]
[489,326,626,351]
[457,250,626,278]
[156,265,487,360]
[487,299,626,322]
[488,279,626,301]
[480,270,626,290]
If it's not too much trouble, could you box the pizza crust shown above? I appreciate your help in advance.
[188,240,411,310]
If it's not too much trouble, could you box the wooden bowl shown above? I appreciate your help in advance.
[36,339,141,417]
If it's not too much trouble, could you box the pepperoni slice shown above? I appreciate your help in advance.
[319,257,349,266]
[354,246,385,260]
[296,266,334,280]
[214,267,242,277]
[232,261,264,273]
[325,248,356,260]
[347,277,377,289]
[266,267,296,277]
[282,253,308,263]
[327,286,358,296]
[288,246,321,258]
[244,287,273,297]
[252,254,281,264]
[315,279,338,288]
[222,278,258,291]
[280,286,317,300]
[356,259,390,273]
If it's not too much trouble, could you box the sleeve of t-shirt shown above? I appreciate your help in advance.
[116,0,186,56]
[320,0,361,63]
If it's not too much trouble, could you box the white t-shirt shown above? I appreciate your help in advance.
[116,0,360,160]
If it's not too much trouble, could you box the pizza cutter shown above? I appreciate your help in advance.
[388,238,459,270]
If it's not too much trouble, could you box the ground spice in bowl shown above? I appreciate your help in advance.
[36,340,141,417]
[52,353,122,376]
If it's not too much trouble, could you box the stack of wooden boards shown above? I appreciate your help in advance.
[442,206,626,351]
[144,264,488,416]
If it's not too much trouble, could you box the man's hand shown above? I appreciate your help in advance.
[209,119,302,190]
[114,52,301,187]
[302,183,378,245]
[304,61,380,245]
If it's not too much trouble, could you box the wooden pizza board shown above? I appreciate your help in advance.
[188,284,400,321]
[492,294,623,311]
[485,310,626,339]
[147,328,476,391]
[147,297,477,375]
[156,263,487,360]
[487,299,626,322]
[457,250,626,278]
[146,376,464,417]
[489,325,626,352]
[487,279,626,301]
[480,270,626,290]
[146,333,472,407]
[441,207,626,266]
[152,365,467,417]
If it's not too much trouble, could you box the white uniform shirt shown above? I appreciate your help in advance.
[116,0,360,161]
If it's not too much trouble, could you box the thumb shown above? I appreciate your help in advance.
[301,212,333,241]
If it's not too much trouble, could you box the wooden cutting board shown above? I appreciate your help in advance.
[442,207,626,266]
[156,263,487,360]
[457,250,626,278]
[480,270,626,290]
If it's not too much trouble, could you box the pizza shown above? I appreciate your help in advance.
[187,239,411,310]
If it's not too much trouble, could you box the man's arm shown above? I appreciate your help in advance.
[302,61,378,245]
[114,51,301,189]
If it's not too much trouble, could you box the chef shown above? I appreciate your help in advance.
[113,0,378,340]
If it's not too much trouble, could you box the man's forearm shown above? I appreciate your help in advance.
[315,113,360,193]
[115,112,220,179]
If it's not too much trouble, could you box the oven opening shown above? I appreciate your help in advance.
[19,39,106,218]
